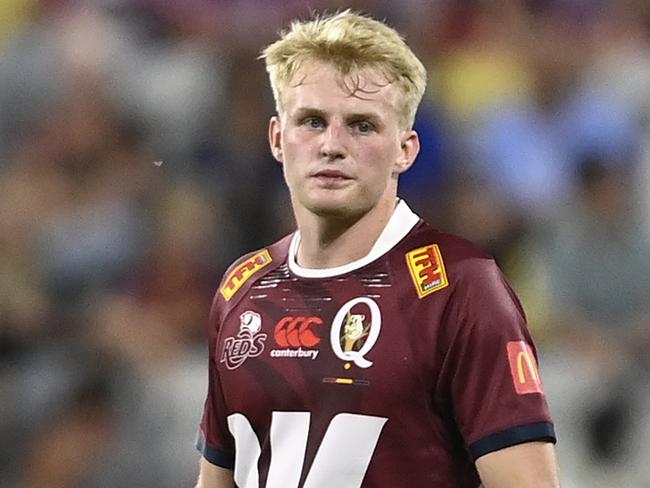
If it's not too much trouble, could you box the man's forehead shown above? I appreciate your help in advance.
[284,62,400,111]
[296,61,387,82]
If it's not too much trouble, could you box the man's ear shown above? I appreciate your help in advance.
[394,130,420,175]
[269,116,283,163]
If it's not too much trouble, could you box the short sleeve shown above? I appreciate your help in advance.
[196,293,236,468]
[439,257,556,461]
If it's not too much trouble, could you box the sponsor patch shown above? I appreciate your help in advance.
[271,316,322,360]
[221,249,272,300]
[507,341,544,395]
[405,244,449,298]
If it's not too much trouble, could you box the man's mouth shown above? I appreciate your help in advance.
[311,170,354,188]
[312,170,352,181]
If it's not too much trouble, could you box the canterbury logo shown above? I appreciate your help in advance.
[507,341,544,395]
[405,244,448,298]
[221,250,272,300]
[274,316,322,348]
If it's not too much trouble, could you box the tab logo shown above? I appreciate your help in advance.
[405,244,448,298]
[221,249,272,300]
[507,341,544,395]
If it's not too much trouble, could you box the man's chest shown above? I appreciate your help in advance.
[215,269,446,414]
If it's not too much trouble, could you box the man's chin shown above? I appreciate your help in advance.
[305,199,367,220]
[310,206,352,219]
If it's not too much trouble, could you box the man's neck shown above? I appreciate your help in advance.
[294,197,398,269]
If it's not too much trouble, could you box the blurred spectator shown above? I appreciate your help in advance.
[197,48,293,253]
[581,0,650,240]
[19,370,115,488]
[0,0,35,52]
[542,157,650,487]
[461,2,641,214]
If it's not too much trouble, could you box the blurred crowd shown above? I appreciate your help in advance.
[1,0,649,486]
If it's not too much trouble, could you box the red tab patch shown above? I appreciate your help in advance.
[507,341,544,395]
[405,244,449,298]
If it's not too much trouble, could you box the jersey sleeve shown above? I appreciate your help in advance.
[196,292,236,468]
[438,257,556,461]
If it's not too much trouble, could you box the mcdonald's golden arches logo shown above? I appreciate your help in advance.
[506,341,544,395]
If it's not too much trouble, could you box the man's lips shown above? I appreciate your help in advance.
[312,169,352,179]
[310,170,353,189]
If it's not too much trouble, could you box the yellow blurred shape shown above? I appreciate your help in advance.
[436,50,532,120]
[0,0,35,51]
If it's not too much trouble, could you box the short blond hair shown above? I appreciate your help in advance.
[261,10,427,129]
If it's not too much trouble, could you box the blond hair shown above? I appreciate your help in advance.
[261,10,427,129]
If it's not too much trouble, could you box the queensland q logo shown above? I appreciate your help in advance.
[330,297,381,368]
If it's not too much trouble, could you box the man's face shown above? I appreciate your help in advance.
[269,62,419,220]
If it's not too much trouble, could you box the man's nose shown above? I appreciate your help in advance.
[319,121,347,160]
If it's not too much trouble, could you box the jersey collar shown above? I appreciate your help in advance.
[288,199,421,278]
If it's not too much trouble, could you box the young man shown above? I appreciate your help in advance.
[196,10,559,488]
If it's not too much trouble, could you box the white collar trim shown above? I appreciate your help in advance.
[288,200,420,278]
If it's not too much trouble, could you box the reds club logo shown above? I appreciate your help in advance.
[270,316,322,360]
[220,311,267,370]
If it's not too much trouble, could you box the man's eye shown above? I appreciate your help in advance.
[354,121,373,133]
[305,117,323,129]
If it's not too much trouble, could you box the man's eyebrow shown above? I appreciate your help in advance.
[345,112,386,128]
[291,108,385,128]
[346,112,382,122]
[293,107,326,118]
[294,108,383,121]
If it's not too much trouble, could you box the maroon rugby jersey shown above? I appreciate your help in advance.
[197,201,555,488]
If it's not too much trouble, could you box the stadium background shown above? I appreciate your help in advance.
[1,0,649,486]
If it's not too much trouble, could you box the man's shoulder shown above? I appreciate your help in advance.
[400,220,494,268]
[393,221,499,300]
[217,233,293,303]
